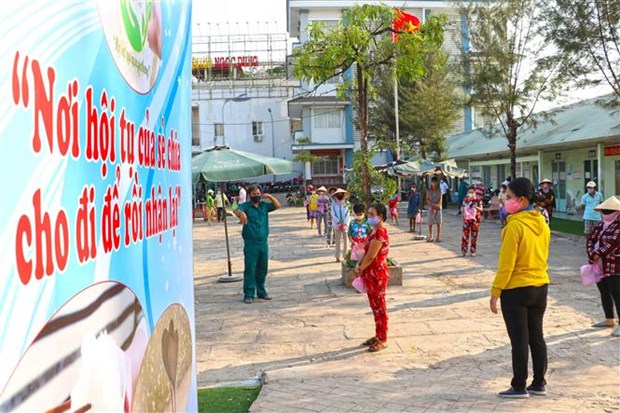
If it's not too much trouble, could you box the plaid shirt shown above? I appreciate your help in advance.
[587,219,620,276]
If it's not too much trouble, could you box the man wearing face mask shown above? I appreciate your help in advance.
[233,185,281,304]
[580,181,604,237]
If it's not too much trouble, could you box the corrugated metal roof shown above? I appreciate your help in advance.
[447,94,620,159]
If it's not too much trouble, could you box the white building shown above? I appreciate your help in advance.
[287,1,478,185]
[191,31,302,182]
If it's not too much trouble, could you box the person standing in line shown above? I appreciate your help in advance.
[238,183,247,205]
[214,188,229,223]
[355,203,391,353]
[580,181,604,237]
[233,185,281,304]
[324,187,336,247]
[498,181,509,227]
[388,191,400,226]
[331,188,350,262]
[204,189,215,225]
[536,179,556,219]
[407,183,421,233]
[316,186,329,237]
[426,176,443,242]
[305,188,319,229]
[440,177,450,209]
[586,196,620,336]
[456,177,469,215]
[348,203,372,261]
[490,177,550,398]
[461,186,483,257]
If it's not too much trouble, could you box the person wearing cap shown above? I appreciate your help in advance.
[316,186,329,237]
[580,181,604,237]
[305,188,319,229]
[331,188,350,262]
[305,184,314,221]
[204,189,215,225]
[536,179,556,219]
[586,196,620,336]
[234,185,281,304]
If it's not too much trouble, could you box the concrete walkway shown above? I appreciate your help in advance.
[193,205,620,412]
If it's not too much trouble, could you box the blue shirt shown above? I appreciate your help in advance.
[237,201,277,243]
[581,192,603,221]
[348,220,372,242]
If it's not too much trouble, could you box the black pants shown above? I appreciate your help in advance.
[596,275,620,320]
[500,285,548,391]
[217,207,224,222]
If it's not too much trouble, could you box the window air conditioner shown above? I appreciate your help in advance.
[253,135,263,142]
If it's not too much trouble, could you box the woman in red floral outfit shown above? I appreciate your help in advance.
[355,203,390,352]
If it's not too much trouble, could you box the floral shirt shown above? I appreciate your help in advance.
[363,227,390,279]
[587,219,620,276]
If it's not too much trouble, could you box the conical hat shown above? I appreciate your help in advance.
[594,196,620,211]
[317,186,327,192]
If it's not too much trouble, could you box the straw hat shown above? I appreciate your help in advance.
[207,189,214,194]
[586,181,597,188]
[594,196,620,211]
[327,187,338,194]
[539,179,552,185]
[317,186,327,193]
[333,188,348,196]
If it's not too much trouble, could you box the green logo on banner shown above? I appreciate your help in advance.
[121,0,152,52]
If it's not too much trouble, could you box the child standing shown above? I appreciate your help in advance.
[348,204,372,261]
[461,186,483,256]
[388,191,400,226]
[407,184,420,233]
[306,189,319,229]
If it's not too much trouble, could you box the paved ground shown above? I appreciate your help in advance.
[193,204,620,412]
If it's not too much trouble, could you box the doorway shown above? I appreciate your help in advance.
[552,160,566,212]
[584,159,598,188]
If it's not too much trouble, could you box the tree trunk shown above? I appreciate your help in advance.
[357,67,373,209]
[506,113,518,179]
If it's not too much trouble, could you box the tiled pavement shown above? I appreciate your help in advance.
[193,205,620,412]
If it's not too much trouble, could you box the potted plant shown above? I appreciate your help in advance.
[341,250,403,288]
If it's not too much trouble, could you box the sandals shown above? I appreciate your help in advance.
[257,296,273,301]
[361,337,378,346]
[368,341,387,352]
[426,238,434,242]
[592,320,615,328]
[243,298,253,304]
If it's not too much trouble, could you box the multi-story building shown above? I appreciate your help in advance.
[287,0,476,186]
[191,29,301,182]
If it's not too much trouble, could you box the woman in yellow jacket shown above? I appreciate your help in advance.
[490,177,550,399]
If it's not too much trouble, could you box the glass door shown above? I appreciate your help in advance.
[552,160,566,212]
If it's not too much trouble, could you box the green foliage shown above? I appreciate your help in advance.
[367,50,464,161]
[197,386,261,413]
[347,145,397,206]
[543,0,620,96]
[458,0,574,177]
[293,4,446,205]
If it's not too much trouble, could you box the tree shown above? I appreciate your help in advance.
[459,0,574,178]
[293,4,446,207]
[368,50,463,161]
[292,136,318,190]
[347,145,397,206]
[544,0,620,96]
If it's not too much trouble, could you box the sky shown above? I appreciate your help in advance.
[192,0,288,36]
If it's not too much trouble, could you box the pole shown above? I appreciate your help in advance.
[394,74,401,195]
[268,108,275,183]
[221,182,233,277]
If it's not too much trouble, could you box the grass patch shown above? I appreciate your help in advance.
[550,217,583,236]
[198,386,261,413]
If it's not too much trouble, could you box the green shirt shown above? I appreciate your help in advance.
[237,201,276,243]
[205,195,214,207]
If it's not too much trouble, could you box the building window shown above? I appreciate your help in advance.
[192,107,200,146]
[314,108,341,129]
[214,123,224,137]
[252,121,264,136]
[313,156,340,176]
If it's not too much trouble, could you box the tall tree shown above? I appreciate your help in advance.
[544,0,620,96]
[459,0,574,178]
[367,50,463,161]
[293,4,445,206]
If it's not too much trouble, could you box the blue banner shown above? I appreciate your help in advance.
[0,1,196,411]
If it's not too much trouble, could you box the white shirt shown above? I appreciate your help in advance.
[238,187,247,204]
[440,181,449,195]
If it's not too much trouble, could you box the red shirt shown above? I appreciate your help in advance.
[363,227,390,280]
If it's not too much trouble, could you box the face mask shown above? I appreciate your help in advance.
[468,192,475,198]
[251,195,261,204]
[602,211,620,223]
[367,216,380,226]
[335,197,344,204]
[504,198,522,214]
[587,188,595,193]
[355,215,365,221]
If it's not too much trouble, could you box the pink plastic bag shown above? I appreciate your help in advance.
[580,261,604,286]
[415,212,422,224]
[463,206,477,221]
[351,242,365,262]
[352,276,367,293]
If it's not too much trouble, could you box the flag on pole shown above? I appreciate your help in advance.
[392,8,421,42]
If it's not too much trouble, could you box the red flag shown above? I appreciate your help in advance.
[392,8,421,42]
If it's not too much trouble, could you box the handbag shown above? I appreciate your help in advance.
[580,261,604,286]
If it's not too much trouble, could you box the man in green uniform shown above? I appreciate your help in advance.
[233,185,281,304]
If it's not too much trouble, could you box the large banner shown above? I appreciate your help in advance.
[0,1,196,411]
